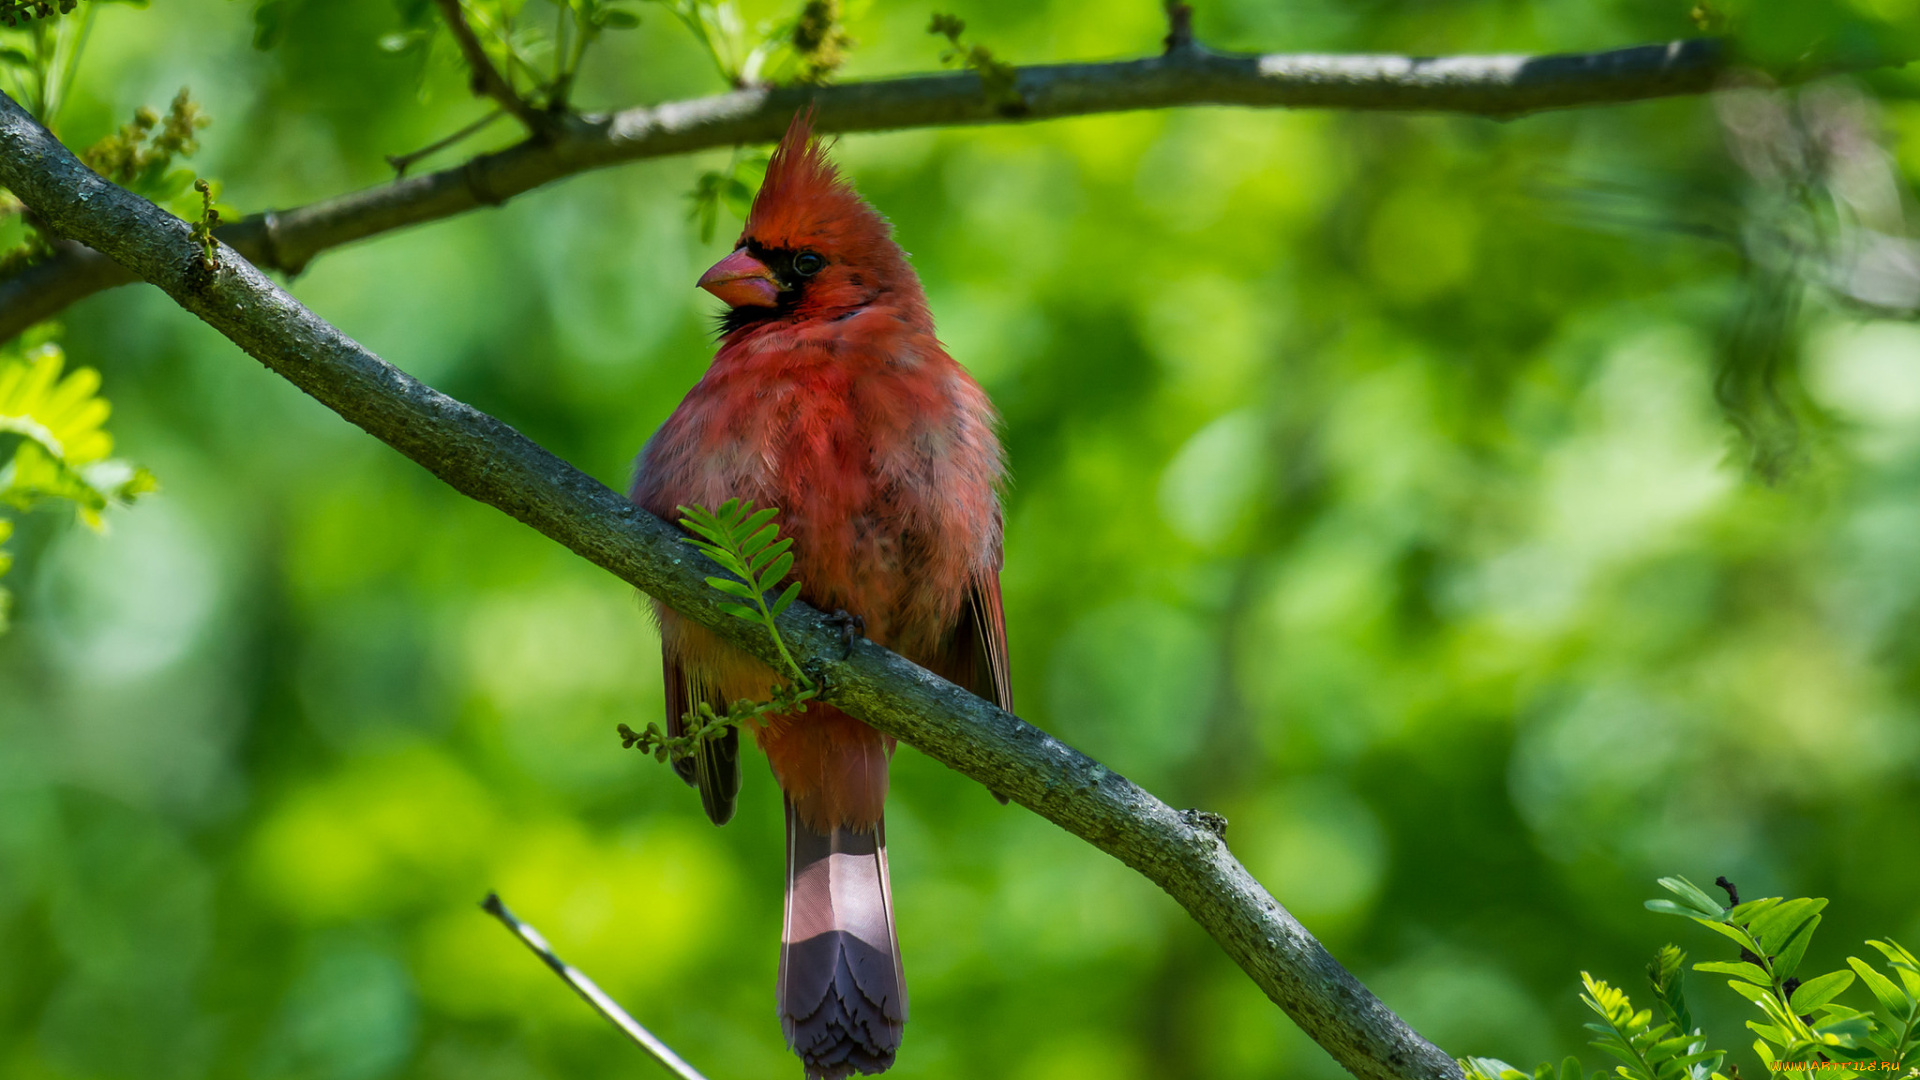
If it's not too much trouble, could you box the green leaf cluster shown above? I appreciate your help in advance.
[785,0,850,85]
[1460,951,1728,1080]
[0,0,81,29]
[1647,876,1920,1074]
[1471,879,1920,1080]
[0,0,136,122]
[80,88,207,190]
[0,334,156,631]
[1,89,217,277]
[1579,967,1727,1080]
[314,0,645,110]
[642,0,856,90]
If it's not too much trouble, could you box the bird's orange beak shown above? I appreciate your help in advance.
[699,248,781,308]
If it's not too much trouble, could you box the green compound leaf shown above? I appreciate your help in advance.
[0,344,156,519]
[1649,945,1695,1036]
[0,338,153,635]
[676,499,813,689]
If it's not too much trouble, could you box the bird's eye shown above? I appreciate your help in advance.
[792,252,826,277]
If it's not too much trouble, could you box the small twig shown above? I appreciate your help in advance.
[1163,1,1194,55]
[480,892,711,1080]
[386,109,506,177]
[430,0,546,132]
[188,178,219,271]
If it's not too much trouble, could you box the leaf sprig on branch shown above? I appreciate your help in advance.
[617,679,814,763]
[618,498,817,766]
[679,497,810,684]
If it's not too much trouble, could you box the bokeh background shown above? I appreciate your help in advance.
[6,0,1920,1077]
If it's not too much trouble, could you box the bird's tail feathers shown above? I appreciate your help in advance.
[779,801,906,1078]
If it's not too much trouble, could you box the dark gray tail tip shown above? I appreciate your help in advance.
[785,1012,902,1079]
[797,1045,898,1079]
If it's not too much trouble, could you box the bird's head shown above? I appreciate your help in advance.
[698,110,922,333]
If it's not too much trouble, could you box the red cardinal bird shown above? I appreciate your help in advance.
[629,111,1011,1078]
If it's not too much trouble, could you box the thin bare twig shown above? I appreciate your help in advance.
[481,893,711,1080]
[1163,1,1194,55]
[386,108,506,177]
[431,0,547,131]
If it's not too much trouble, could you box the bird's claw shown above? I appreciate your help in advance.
[1181,808,1229,838]
[826,609,866,658]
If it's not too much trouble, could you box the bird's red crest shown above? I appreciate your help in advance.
[742,110,892,256]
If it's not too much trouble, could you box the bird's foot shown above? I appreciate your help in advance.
[825,609,866,658]
[1181,808,1229,838]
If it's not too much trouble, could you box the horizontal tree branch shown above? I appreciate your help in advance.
[6,33,1888,341]
[0,89,1463,1080]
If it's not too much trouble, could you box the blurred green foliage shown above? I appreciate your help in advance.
[1466,878,1920,1079]
[8,1,1920,1078]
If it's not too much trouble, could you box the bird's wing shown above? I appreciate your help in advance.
[664,645,742,826]
[955,572,1013,714]
[950,572,1014,807]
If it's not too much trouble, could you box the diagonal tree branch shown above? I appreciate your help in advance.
[5,34,1900,342]
[0,88,1464,1080]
